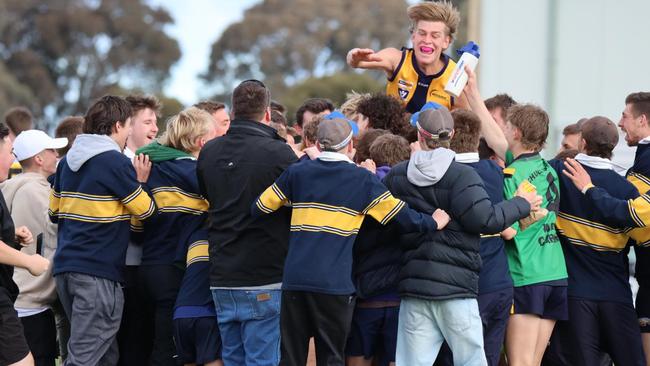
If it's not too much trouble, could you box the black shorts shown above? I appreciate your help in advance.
[0,289,30,365]
[635,284,650,332]
[512,283,568,320]
[21,309,58,361]
[345,306,399,364]
[173,316,222,364]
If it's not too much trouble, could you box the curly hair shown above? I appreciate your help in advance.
[354,128,390,163]
[356,94,408,136]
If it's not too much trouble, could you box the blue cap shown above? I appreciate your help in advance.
[456,41,480,58]
[323,111,359,136]
[410,102,444,126]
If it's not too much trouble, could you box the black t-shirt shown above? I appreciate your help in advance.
[0,190,18,302]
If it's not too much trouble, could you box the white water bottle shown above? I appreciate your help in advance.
[444,41,480,97]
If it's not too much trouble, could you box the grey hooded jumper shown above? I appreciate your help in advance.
[383,149,531,300]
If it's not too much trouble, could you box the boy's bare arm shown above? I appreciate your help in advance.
[0,240,49,276]
[347,47,402,77]
[461,66,508,161]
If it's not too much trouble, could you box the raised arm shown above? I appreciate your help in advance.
[347,47,403,77]
[461,66,508,161]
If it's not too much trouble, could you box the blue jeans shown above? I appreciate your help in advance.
[395,297,487,366]
[211,289,281,366]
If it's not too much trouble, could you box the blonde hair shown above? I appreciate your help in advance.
[159,107,214,153]
[407,1,461,39]
[340,91,371,120]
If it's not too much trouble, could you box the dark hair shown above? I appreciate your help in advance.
[271,100,286,114]
[83,95,133,135]
[625,92,650,120]
[295,98,334,127]
[271,109,287,125]
[356,94,408,136]
[370,134,410,167]
[55,116,84,156]
[450,109,481,154]
[507,104,549,151]
[126,95,161,115]
[194,100,226,114]
[402,124,419,143]
[553,148,579,160]
[580,116,619,159]
[0,122,10,141]
[232,80,270,121]
[484,94,517,121]
[4,107,33,136]
[562,122,581,136]
[301,115,324,148]
[354,128,390,163]
[477,138,496,160]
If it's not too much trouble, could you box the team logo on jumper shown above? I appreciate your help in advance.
[398,89,410,100]
[429,89,447,100]
[398,79,413,88]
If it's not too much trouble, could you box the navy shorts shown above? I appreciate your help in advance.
[345,306,399,365]
[512,284,568,320]
[635,284,650,332]
[173,316,222,364]
[545,299,643,365]
[0,290,30,366]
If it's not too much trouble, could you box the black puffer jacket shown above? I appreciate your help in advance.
[383,149,530,300]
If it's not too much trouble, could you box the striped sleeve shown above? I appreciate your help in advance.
[111,159,156,221]
[362,174,409,225]
[584,186,645,228]
[48,189,60,223]
[365,173,437,232]
[364,191,406,225]
[252,169,292,216]
[629,193,650,228]
[48,163,62,223]
[122,186,156,220]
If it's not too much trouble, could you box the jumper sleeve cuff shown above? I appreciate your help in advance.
[581,183,595,195]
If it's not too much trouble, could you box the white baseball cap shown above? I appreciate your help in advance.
[13,130,68,161]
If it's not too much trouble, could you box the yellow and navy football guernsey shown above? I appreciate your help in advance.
[252,155,438,295]
[49,151,156,283]
[464,159,514,294]
[386,48,456,114]
[173,227,215,319]
[136,157,209,265]
[627,143,650,285]
[549,159,639,303]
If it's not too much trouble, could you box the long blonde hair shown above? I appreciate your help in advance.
[159,107,214,153]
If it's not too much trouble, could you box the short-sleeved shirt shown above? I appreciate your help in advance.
[503,152,567,287]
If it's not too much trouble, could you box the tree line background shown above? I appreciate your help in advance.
[0,0,468,131]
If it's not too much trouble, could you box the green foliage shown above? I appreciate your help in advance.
[0,0,181,121]
[280,72,383,124]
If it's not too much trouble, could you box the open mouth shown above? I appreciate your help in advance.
[419,46,434,55]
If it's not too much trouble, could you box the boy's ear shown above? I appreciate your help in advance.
[640,113,649,128]
[513,126,522,141]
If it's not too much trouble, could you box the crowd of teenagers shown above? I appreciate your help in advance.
[1,1,650,366]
